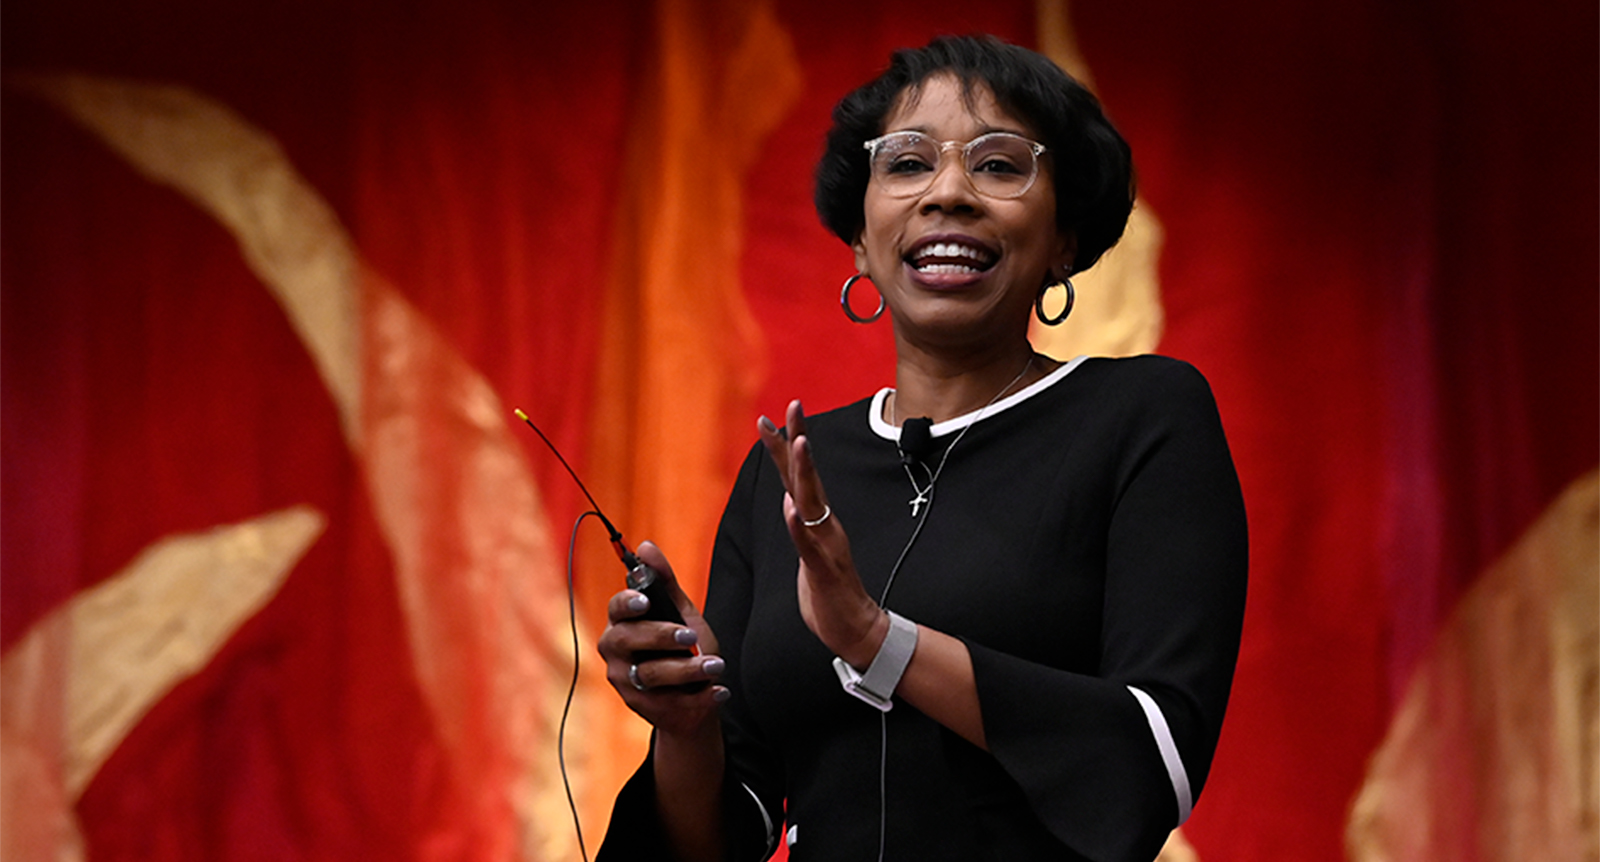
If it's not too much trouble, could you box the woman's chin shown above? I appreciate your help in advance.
[893,303,1020,349]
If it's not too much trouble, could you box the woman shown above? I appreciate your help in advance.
[596,35,1247,862]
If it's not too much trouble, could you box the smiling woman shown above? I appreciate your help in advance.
[594,35,1246,862]
[851,74,1074,360]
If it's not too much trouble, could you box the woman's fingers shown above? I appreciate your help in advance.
[611,652,728,693]
[764,400,848,582]
[758,400,819,504]
[760,400,831,527]
[606,587,653,624]
[597,538,718,655]
[604,651,730,735]
[599,586,729,732]
[784,402,826,517]
[634,540,719,653]
[784,399,810,450]
[757,412,792,496]
[602,593,697,650]
[788,432,832,530]
[595,539,730,730]
[758,398,882,659]
[781,493,852,587]
[634,539,677,581]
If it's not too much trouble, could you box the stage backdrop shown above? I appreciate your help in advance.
[3,1,1595,861]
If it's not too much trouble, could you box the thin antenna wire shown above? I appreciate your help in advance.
[514,408,625,545]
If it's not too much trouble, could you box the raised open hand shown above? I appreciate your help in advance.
[757,400,889,669]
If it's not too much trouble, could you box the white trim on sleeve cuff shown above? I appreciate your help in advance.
[1127,686,1194,825]
[740,782,777,859]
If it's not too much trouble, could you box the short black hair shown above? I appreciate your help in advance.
[814,35,1134,275]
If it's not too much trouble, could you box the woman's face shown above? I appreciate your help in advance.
[854,74,1075,351]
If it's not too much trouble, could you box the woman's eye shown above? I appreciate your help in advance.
[886,156,933,174]
[973,157,1022,174]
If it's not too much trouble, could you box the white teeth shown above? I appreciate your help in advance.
[916,263,982,274]
[914,241,991,264]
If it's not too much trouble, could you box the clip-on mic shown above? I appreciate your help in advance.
[899,416,935,467]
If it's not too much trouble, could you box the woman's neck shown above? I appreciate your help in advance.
[887,343,1057,426]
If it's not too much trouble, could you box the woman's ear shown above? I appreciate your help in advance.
[851,232,870,274]
[1055,230,1079,277]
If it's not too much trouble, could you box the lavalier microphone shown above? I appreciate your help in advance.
[899,416,935,466]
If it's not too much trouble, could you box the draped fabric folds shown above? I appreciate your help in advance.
[1348,471,1599,862]
[2,1,1594,861]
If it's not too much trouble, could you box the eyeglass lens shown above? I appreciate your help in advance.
[868,132,1040,199]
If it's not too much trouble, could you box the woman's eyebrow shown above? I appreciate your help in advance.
[882,123,1030,138]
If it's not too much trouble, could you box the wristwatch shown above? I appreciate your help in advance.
[831,610,918,712]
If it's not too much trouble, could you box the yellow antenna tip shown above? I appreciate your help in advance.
[514,408,529,421]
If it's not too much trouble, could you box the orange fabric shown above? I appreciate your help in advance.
[584,0,800,634]
[581,0,803,805]
[9,69,603,859]
[1347,472,1599,862]
[361,266,582,860]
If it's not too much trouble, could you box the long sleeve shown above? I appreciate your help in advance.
[596,445,786,862]
[700,444,788,859]
[970,358,1248,862]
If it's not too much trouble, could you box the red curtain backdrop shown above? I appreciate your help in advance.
[3,1,1594,861]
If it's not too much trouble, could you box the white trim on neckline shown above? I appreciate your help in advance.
[868,355,1088,442]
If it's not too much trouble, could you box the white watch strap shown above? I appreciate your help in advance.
[832,610,918,711]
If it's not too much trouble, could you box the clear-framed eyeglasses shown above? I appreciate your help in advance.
[863,131,1048,200]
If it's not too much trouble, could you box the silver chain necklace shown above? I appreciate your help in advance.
[892,356,1034,518]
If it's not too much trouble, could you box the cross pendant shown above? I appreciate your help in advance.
[909,491,929,517]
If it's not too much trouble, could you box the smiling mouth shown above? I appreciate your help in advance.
[906,239,998,275]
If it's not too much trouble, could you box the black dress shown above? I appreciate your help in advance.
[598,355,1248,862]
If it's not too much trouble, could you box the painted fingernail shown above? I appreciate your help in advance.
[759,415,777,434]
[627,594,649,613]
[712,687,732,703]
[674,627,699,646]
[702,656,725,676]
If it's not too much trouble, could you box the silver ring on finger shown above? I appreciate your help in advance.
[802,504,832,528]
[628,663,648,692]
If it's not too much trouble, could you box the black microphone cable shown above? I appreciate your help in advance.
[558,510,601,862]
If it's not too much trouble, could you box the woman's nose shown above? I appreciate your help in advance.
[919,151,982,213]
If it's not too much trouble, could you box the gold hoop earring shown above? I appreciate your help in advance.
[1035,277,1075,326]
[841,273,885,324]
